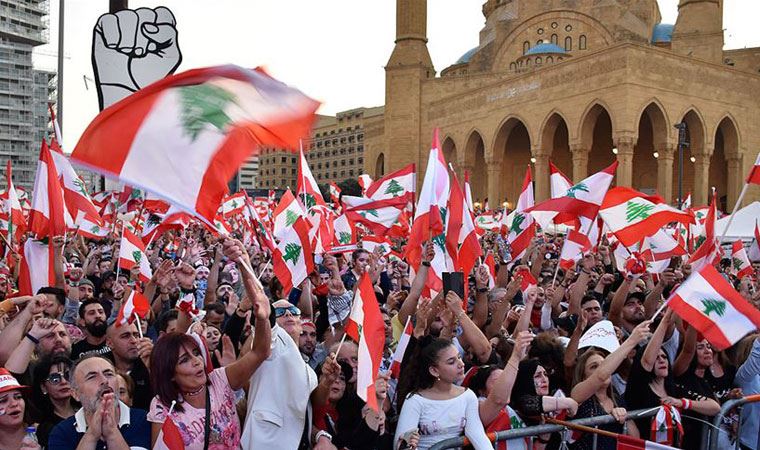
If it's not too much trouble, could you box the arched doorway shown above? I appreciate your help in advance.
[541,112,572,190]
[673,110,704,205]
[634,103,668,195]
[712,117,738,211]
[375,153,385,178]
[579,103,615,180]
[494,117,532,206]
[441,136,459,178]
[464,131,487,203]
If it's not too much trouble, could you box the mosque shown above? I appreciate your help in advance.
[363,0,760,211]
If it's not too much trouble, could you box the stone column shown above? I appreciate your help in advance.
[693,152,711,206]
[726,155,743,211]
[533,153,550,202]
[656,144,676,204]
[615,137,635,187]
[569,144,588,183]
[486,160,501,207]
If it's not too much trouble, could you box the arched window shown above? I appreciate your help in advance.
[536,56,542,64]
[551,34,558,45]
[546,56,553,63]
[510,62,517,71]
[536,39,544,45]
[523,41,530,54]
[375,153,385,178]
[579,35,587,50]
[565,36,572,51]
[526,58,531,66]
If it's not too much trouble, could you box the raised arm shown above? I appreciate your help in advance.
[512,286,537,337]
[52,236,66,290]
[0,295,44,366]
[445,291,491,363]
[397,241,433,326]
[641,309,674,372]
[644,269,675,318]
[609,276,633,327]
[472,265,491,329]
[204,244,223,306]
[484,277,520,339]
[480,331,532,425]
[673,325,697,377]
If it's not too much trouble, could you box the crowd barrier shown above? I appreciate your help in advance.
[707,393,760,450]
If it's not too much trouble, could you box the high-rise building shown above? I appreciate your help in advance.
[253,107,383,190]
[238,154,259,190]
[1,0,55,189]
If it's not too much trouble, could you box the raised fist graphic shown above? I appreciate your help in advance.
[92,6,182,110]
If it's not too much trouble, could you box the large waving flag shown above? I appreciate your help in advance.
[550,161,573,198]
[527,162,617,229]
[599,187,693,248]
[272,216,314,295]
[118,228,152,283]
[28,140,67,238]
[447,171,482,284]
[365,163,416,207]
[667,264,760,350]
[343,196,404,235]
[70,65,319,224]
[504,167,536,263]
[48,139,102,226]
[272,189,305,240]
[559,230,592,270]
[407,129,450,270]
[345,271,385,412]
[687,191,721,272]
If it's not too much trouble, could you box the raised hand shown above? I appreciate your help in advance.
[214,335,237,367]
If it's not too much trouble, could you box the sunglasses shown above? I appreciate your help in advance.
[46,371,70,385]
[274,306,301,318]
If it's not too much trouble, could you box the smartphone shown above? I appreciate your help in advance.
[443,272,465,299]
[668,256,681,271]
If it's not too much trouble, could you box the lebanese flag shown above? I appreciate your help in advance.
[78,214,111,240]
[70,65,318,225]
[407,129,450,270]
[343,196,404,235]
[154,416,184,450]
[559,230,592,270]
[681,193,692,211]
[28,140,67,239]
[333,213,356,246]
[668,264,760,349]
[474,212,499,234]
[531,161,573,227]
[527,162,618,229]
[358,174,373,195]
[463,170,475,214]
[617,435,678,450]
[515,266,538,293]
[365,163,416,206]
[687,191,721,272]
[296,148,326,211]
[483,253,497,288]
[746,152,760,185]
[115,289,150,327]
[272,189,305,239]
[188,329,214,375]
[731,240,753,280]
[49,139,102,226]
[448,171,482,284]
[221,191,247,217]
[272,216,314,295]
[748,220,760,262]
[599,187,693,248]
[504,167,536,262]
[345,271,385,412]
[245,199,276,252]
[640,229,686,273]
[361,235,392,257]
[142,207,192,245]
[329,182,342,209]
[3,161,26,242]
[296,149,333,252]
[389,316,413,379]
[118,228,152,283]
[16,239,55,296]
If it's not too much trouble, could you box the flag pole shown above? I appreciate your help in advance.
[134,311,144,339]
[114,222,124,282]
[299,139,310,215]
[719,182,750,244]
[334,332,348,359]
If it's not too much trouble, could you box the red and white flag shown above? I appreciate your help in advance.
[115,289,150,327]
[746,152,760,185]
[296,149,333,253]
[550,161,573,198]
[599,187,693,248]
[272,189,305,240]
[527,162,618,229]
[16,239,55,296]
[389,316,413,379]
[328,182,342,208]
[358,174,373,195]
[333,213,356,246]
[70,65,318,224]
[463,170,475,214]
[365,163,416,207]
[272,216,314,295]
[731,241,753,280]
[48,140,102,226]
[504,167,536,263]
[483,253,497,289]
[687,191,721,272]
[640,229,686,274]
[559,230,592,270]
[2,161,26,244]
[345,271,385,412]
[617,435,678,450]
[447,171,482,283]
[343,196,404,235]
[221,191,247,217]
[28,140,67,239]
[748,220,760,262]
[77,214,111,240]
[361,235,392,257]
[667,264,760,350]
[154,415,184,450]
[118,228,152,283]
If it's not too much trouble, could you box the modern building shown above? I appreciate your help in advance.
[0,0,55,189]
[238,154,259,190]
[366,0,760,212]
[254,107,383,189]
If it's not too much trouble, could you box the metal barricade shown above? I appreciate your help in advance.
[428,408,660,450]
[707,394,760,450]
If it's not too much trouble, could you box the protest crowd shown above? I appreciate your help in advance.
[2,66,760,450]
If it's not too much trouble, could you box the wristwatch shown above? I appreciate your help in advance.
[315,430,332,443]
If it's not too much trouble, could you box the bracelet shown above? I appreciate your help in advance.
[681,398,692,410]
[25,333,39,345]
[421,261,431,267]
[315,430,332,442]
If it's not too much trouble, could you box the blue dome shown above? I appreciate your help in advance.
[455,47,478,64]
[652,23,674,43]
[524,43,567,56]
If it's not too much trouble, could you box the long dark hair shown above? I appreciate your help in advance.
[149,332,206,413]
[31,355,75,422]
[396,337,453,412]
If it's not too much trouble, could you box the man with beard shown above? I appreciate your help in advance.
[104,322,153,411]
[71,299,110,360]
[4,317,73,384]
[48,355,151,449]
[299,320,327,369]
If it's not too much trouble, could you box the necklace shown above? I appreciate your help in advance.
[183,385,205,397]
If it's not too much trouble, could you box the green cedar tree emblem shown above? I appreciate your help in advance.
[695,235,707,250]
[384,179,405,197]
[732,257,744,271]
[303,193,316,210]
[359,209,379,219]
[510,213,526,234]
[701,298,726,317]
[132,251,142,264]
[625,201,655,223]
[285,210,299,227]
[432,233,446,252]
[147,215,160,228]
[283,243,302,265]
[565,182,589,198]
[178,84,236,141]
[91,225,101,234]
[338,232,351,244]
[510,415,524,429]
[230,200,238,210]
[72,177,88,196]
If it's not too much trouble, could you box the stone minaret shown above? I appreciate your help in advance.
[671,0,724,64]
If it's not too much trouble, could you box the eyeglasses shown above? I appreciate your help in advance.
[46,371,70,385]
[274,306,301,318]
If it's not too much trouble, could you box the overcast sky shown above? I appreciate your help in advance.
[33,0,760,150]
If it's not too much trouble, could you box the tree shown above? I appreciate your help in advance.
[701,298,726,317]
[178,84,236,142]
[509,213,526,234]
[285,210,299,227]
[283,243,302,265]
[338,232,352,244]
[625,201,655,223]
[565,182,589,199]
[132,250,142,265]
[384,179,405,197]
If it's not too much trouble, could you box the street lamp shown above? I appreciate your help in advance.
[674,122,689,209]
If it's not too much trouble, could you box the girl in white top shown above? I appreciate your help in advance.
[394,337,494,450]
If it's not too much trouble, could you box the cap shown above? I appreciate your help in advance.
[0,369,29,395]
[301,319,316,331]
[78,278,95,289]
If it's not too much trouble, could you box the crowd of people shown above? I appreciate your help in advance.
[0,218,758,450]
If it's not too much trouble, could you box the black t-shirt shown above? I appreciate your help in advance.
[71,339,111,361]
